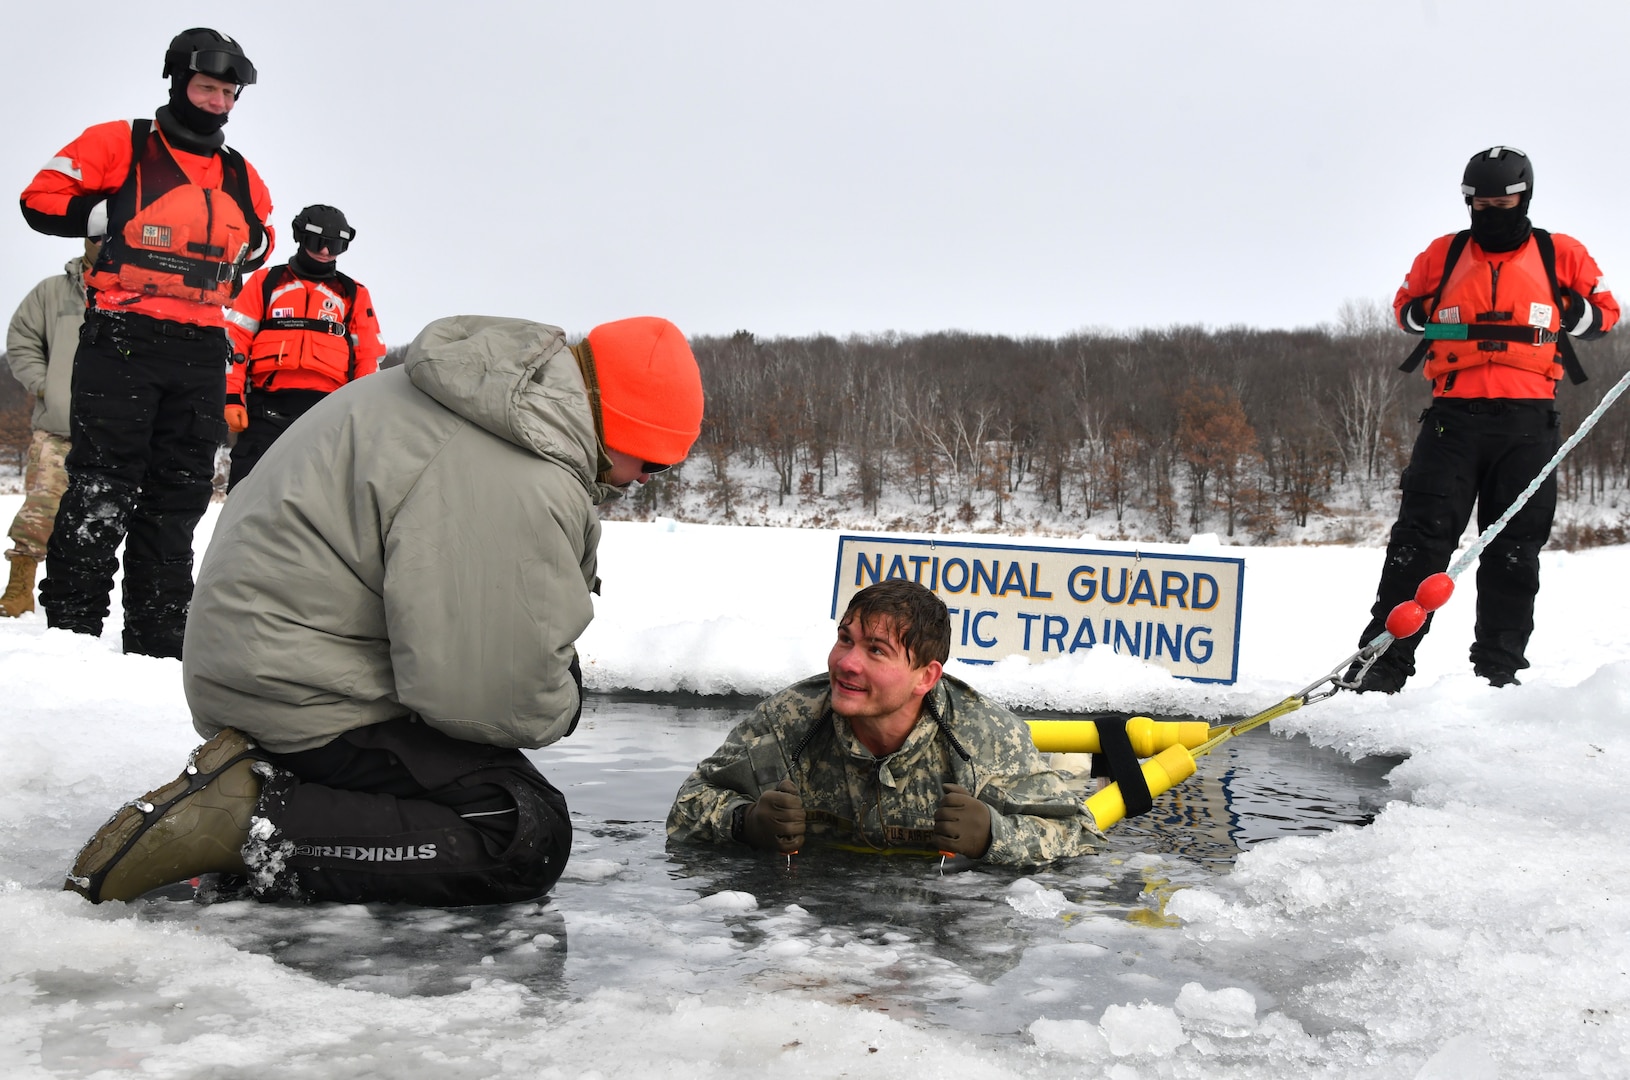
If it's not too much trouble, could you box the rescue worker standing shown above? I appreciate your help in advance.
[224,204,384,491]
[1350,147,1618,692]
[17,28,274,658]
[1,241,96,617]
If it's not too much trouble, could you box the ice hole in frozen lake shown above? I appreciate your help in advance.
[146,693,1397,1038]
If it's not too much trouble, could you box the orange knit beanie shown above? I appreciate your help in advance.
[587,317,704,465]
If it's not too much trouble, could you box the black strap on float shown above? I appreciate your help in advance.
[1400,230,1471,374]
[1086,712,1154,818]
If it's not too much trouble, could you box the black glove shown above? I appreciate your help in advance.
[1560,287,1596,336]
[563,652,583,737]
[933,783,992,859]
[738,780,804,853]
[1400,297,1429,334]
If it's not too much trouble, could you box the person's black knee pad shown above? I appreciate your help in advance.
[484,775,571,902]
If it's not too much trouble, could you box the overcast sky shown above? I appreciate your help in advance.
[5,1,1629,347]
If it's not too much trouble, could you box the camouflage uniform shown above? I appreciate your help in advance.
[8,430,71,560]
[667,674,1097,865]
[5,258,84,563]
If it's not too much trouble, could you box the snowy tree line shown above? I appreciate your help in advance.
[611,302,1630,545]
[8,304,1630,545]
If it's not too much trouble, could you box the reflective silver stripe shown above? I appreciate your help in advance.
[86,201,108,237]
[224,309,260,334]
[1592,278,1610,295]
[41,155,82,180]
[268,280,303,304]
[349,333,360,345]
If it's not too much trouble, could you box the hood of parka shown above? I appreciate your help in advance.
[404,315,610,501]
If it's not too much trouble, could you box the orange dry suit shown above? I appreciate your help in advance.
[1395,230,1618,399]
[226,264,385,397]
[19,118,274,327]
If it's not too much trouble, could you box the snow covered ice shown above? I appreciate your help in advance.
[3,502,1630,1078]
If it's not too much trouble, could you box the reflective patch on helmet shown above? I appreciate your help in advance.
[140,225,172,248]
[1505,181,1529,194]
[1529,302,1554,328]
[1437,306,1461,325]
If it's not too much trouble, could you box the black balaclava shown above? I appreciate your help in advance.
[166,73,230,137]
[291,247,338,279]
[1469,195,1532,253]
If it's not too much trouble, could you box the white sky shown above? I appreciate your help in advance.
[6,1,1630,346]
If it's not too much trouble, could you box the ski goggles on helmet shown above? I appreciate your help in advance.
[300,225,353,256]
[186,49,258,87]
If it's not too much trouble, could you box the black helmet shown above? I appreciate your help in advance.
[292,205,355,255]
[1462,146,1532,204]
[163,28,257,87]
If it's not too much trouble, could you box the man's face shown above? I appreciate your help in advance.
[604,447,676,487]
[1471,194,1521,211]
[187,73,239,115]
[302,239,338,264]
[826,612,942,724]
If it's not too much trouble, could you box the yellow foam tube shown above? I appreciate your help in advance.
[1084,744,1198,831]
[1026,716,1210,757]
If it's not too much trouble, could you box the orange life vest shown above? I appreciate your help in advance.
[86,119,263,308]
[246,266,360,388]
[1419,236,1565,385]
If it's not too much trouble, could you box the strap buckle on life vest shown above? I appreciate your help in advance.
[1423,323,1558,346]
[259,316,347,335]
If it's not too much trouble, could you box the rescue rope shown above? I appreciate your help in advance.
[1042,364,1630,830]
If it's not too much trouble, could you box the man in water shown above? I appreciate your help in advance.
[668,580,1096,864]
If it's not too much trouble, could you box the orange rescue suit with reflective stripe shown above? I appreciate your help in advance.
[88,123,257,309]
[1395,231,1618,399]
[19,119,274,327]
[226,265,385,396]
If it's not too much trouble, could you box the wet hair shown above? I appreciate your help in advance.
[839,580,950,668]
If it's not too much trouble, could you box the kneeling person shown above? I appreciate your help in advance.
[65,314,704,905]
[667,580,1095,864]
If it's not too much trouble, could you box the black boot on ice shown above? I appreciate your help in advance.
[65,729,265,903]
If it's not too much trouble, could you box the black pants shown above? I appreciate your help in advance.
[256,718,572,906]
[1359,398,1560,675]
[40,311,229,657]
[227,387,328,492]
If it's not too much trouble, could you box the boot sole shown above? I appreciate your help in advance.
[66,729,262,903]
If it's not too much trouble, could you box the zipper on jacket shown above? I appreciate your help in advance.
[1490,262,1501,311]
[203,189,215,298]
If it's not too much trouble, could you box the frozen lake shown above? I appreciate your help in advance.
[27,691,1395,1069]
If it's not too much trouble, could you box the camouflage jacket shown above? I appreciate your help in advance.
[666,674,1096,865]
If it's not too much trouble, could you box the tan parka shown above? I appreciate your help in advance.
[184,316,613,754]
[5,258,87,437]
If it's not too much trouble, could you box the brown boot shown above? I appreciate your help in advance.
[0,554,37,617]
[65,729,265,903]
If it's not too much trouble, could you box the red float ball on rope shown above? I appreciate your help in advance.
[1414,572,1455,613]
[1386,600,1428,639]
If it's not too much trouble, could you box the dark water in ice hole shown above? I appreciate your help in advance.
[142,693,1399,1038]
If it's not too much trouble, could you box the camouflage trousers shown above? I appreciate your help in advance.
[6,429,71,561]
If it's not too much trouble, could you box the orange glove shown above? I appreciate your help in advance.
[225,405,248,433]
